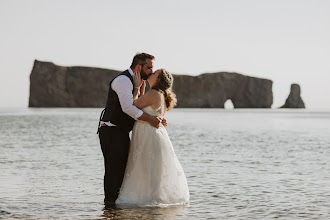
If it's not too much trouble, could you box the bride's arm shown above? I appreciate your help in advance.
[132,71,143,101]
[140,80,146,96]
[132,81,146,101]
[132,87,140,101]
[133,89,158,109]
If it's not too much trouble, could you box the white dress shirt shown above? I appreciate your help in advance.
[100,68,143,126]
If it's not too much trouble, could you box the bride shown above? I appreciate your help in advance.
[116,69,189,206]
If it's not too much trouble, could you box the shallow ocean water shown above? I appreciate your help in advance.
[1,108,330,219]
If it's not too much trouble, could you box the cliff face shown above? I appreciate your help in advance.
[29,60,273,108]
[173,72,273,108]
[280,84,305,108]
[29,60,120,107]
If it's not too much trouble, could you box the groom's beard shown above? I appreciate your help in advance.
[141,70,151,80]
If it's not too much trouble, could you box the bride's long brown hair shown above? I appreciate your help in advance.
[151,69,177,111]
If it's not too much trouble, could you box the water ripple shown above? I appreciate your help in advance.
[1,108,330,219]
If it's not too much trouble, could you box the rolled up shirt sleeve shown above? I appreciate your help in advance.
[111,75,143,120]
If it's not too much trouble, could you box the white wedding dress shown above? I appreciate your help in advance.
[116,93,189,206]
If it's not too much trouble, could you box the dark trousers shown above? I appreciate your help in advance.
[99,126,130,202]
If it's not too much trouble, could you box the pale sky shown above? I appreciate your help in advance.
[1,0,329,109]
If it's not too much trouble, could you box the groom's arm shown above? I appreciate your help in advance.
[138,114,161,128]
[112,76,161,128]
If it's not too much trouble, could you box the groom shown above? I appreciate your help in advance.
[98,53,161,205]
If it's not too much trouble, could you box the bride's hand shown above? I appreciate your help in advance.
[133,71,142,89]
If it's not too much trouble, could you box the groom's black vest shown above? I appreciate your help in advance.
[101,70,135,133]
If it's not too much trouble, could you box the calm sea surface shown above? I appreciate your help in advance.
[1,108,330,219]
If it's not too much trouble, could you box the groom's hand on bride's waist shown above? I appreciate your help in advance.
[149,116,162,128]
[161,118,167,127]
[137,113,162,128]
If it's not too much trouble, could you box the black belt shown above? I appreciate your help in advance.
[97,108,106,134]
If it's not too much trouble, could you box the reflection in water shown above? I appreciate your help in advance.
[102,204,188,220]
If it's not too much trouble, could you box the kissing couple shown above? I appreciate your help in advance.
[98,53,189,206]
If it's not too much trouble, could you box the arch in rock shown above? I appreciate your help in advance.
[224,99,234,109]
[172,72,273,108]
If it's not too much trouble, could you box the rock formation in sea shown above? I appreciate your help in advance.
[29,60,120,107]
[172,72,273,108]
[280,84,305,108]
[29,60,273,108]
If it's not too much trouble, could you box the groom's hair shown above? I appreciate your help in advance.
[130,53,155,69]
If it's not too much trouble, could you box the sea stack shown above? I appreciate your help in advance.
[280,84,305,108]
